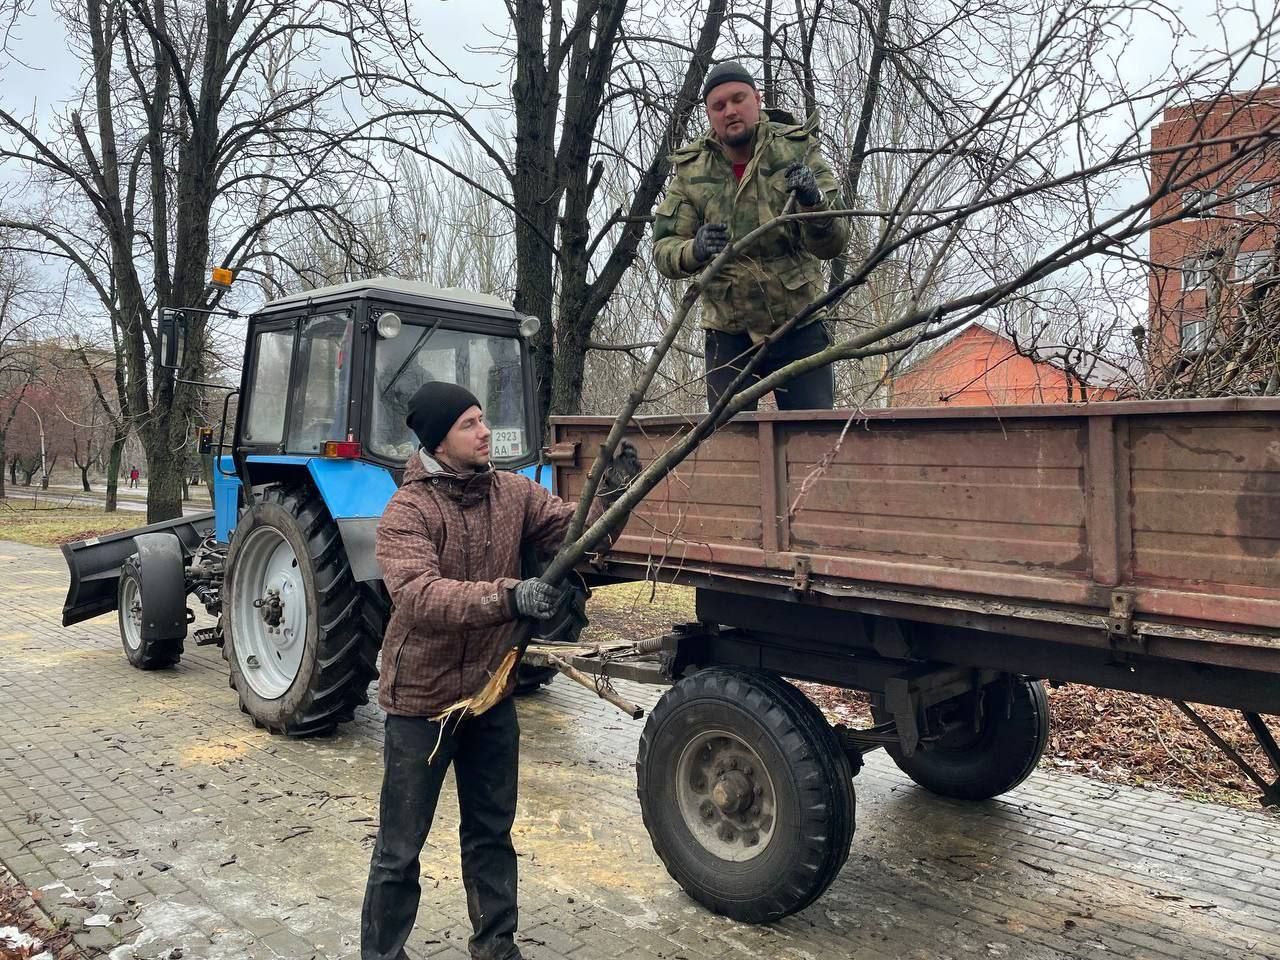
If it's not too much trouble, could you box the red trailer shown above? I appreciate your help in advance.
[538,398,1280,923]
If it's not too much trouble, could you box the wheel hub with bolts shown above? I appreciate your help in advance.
[231,526,310,699]
[676,731,776,862]
[254,590,284,629]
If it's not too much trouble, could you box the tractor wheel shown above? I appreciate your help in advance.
[117,558,183,670]
[636,668,855,923]
[223,485,381,736]
[873,676,1049,801]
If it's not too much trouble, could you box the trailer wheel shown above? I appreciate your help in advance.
[875,676,1049,801]
[636,668,854,923]
[117,559,183,670]
[223,485,381,736]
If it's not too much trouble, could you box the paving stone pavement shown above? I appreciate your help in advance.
[1,539,1278,960]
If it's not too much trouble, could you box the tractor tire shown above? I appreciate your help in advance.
[117,558,183,670]
[223,485,381,737]
[873,676,1050,801]
[636,668,855,923]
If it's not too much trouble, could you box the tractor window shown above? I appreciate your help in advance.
[287,314,353,453]
[372,324,528,465]
[242,328,295,445]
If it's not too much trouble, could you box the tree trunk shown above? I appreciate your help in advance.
[104,425,125,513]
[81,465,91,492]
[0,438,6,499]
[512,0,563,425]
[549,302,591,414]
[145,450,185,522]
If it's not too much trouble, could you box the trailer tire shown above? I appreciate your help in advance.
[223,485,381,737]
[636,668,854,923]
[876,676,1049,801]
[117,558,184,670]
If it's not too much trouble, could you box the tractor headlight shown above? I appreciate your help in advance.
[376,311,402,339]
[518,314,542,338]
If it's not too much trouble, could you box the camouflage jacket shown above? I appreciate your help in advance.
[652,113,849,338]
[375,451,607,717]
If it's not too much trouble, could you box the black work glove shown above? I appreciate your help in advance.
[785,161,824,208]
[692,222,730,264]
[512,578,562,620]
[599,440,643,503]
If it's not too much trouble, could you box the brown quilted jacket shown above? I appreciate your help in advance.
[375,452,606,716]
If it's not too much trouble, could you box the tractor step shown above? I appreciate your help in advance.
[194,626,224,647]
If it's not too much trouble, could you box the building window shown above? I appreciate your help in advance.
[1181,318,1207,353]
[1182,255,1216,290]
[1236,182,1271,216]
[1235,249,1274,283]
[1182,189,1219,217]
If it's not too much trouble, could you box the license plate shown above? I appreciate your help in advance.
[491,428,525,458]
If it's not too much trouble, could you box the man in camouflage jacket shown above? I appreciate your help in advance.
[653,60,849,410]
[361,380,639,960]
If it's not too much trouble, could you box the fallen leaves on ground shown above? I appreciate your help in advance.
[0,877,83,959]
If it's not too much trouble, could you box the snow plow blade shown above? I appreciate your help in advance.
[60,512,216,627]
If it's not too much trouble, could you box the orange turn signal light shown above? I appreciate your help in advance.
[210,266,235,288]
[322,440,362,459]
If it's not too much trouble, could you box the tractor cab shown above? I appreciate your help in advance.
[231,278,540,483]
[207,278,544,555]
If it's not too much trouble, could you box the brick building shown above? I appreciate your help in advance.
[1147,87,1280,380]
[887,323,1119,407]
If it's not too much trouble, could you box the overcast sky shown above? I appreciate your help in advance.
[1,0,1263,126]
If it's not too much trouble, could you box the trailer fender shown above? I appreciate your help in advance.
[132,532,190,642]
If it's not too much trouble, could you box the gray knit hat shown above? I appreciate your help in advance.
[702,60,756,101]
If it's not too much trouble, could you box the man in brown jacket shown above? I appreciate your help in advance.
[361,380,640,960]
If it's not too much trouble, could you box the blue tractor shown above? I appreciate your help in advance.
[61,279,558,735]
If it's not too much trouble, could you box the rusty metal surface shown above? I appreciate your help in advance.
[552,395,1280,425]
[553,399,1280,644]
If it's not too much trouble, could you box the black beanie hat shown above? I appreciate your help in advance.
[405,381,482,453]
[702,60,756,101]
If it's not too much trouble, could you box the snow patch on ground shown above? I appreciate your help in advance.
[104,897,251,960]
[0,924,43,950]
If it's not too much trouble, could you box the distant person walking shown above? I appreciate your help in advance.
[129,466,139,489]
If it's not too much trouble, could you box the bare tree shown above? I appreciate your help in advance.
[0,244,44,499]
[356,0,728,418]
[0,0,408,521]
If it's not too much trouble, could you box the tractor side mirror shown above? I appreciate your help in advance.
[158,309,188,370]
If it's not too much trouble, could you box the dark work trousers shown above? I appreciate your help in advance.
[361,697,521,960]
[705,320,834,411]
